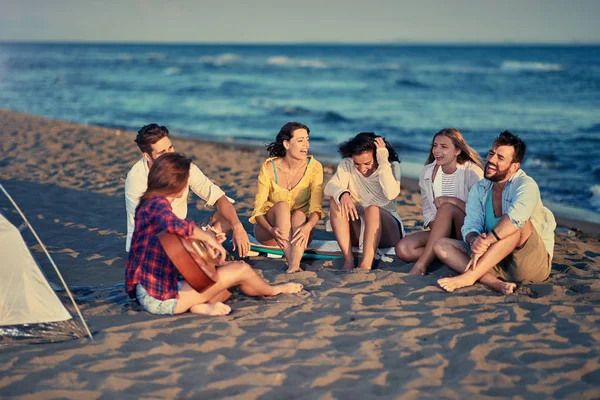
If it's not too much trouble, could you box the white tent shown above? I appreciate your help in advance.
[0,184,92,343]
[0,212,72,326]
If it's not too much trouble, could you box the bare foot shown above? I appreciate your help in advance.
[437,275,475,292]
[189,302,231,316]
[342,258,354,271]
[488,281,517,295]
[357,263,372,271]
[272,282,303,295]
[286,266,302,274]
[408,264,427,276]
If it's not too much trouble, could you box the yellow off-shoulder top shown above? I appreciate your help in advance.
[249,156,325,224]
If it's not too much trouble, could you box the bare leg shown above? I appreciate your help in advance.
[409,203,465,275]
[210,211,230,234]
[433,238,515,294]
[286,210,311,273]
[395,230,429,263]
[329,197,360,270]
[358,206,402,270]
[254,202,291,247]
[435,222,533,294]
[174,261,303,314]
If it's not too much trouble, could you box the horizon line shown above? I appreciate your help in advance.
[1,39,599,46]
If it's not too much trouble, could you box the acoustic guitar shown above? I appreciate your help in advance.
[158,231,221,293]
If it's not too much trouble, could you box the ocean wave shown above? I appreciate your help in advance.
[578,123,600,134]
[395,79,430,89]
[501,60,564,72]
[266,55,330,69]
[381,63,403,70]
[323,111,351,123]
[163,67,182,75]
[590,185,600,209]
[255,100,352,123]
[525,154,561,169]
[146,52,164,61]
[177,85,209,95]
[200,53,241,66]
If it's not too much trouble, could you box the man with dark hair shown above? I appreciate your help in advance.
[125,124,250,256]
[434,131,556,294]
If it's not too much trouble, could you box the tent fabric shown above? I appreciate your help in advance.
[0,213,72,326]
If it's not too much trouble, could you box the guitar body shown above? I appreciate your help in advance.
[158,231,220,293]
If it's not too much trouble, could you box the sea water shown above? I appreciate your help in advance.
[1,43,598,221]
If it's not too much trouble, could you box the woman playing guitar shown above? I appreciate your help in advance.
[125,152,303,316]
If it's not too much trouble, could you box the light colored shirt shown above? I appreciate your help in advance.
[324,147,401,214]
[249,156,325,224]
[125,158,226,252]
[420,161,483,228]
[432,168,458,199]
[461,168,556,258]
[324,147,404,249]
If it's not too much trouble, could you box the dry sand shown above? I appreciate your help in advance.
[1,109,599,399]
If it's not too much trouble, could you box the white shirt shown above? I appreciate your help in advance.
[432,167,458,199]
[419,160,484,229]
[324,147,405,246]
[125,158,226,252]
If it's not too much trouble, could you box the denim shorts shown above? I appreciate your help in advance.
[135,281,183,315]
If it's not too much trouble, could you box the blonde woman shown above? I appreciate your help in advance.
[396,128,483,275]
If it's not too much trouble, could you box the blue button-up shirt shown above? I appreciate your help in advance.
[462,169,556,258]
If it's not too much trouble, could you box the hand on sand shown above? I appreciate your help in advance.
[189,302,231,316]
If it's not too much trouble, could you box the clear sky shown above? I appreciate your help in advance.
[1,0,599,44]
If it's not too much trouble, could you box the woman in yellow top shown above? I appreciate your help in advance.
[250,122,325,273]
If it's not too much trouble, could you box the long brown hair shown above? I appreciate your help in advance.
[425,128,483,169]
[136,152,191,215]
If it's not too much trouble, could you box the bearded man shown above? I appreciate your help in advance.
[433,131,556,294]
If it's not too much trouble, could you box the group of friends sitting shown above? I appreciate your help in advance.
[124,122,556,316]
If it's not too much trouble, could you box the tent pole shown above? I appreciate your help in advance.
[0,184,94,341]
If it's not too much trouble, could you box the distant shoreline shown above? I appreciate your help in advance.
[2,108,596,236]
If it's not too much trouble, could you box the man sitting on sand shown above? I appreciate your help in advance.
[434,131,556,294]
[125,123,250,256]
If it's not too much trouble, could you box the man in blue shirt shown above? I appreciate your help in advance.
[434,131,556,294]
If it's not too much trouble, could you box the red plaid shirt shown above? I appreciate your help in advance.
[125,196,195,300]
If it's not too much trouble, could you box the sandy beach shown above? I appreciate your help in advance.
[1,109,600,399]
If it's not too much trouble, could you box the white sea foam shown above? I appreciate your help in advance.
[591,185,600,209]
[266,56,329,68]
[200,53,241,66]
[267,56,293,65]
[501,60,564,72]
[526,157,561,169]
[164,67,182,75]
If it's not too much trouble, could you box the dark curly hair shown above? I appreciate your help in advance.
[338,132,400,163]
[266,122,310,158]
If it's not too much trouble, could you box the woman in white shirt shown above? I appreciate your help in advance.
[324,132,404,270]
[396,128,483,275]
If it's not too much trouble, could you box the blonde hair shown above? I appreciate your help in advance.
[425,128,483,169]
